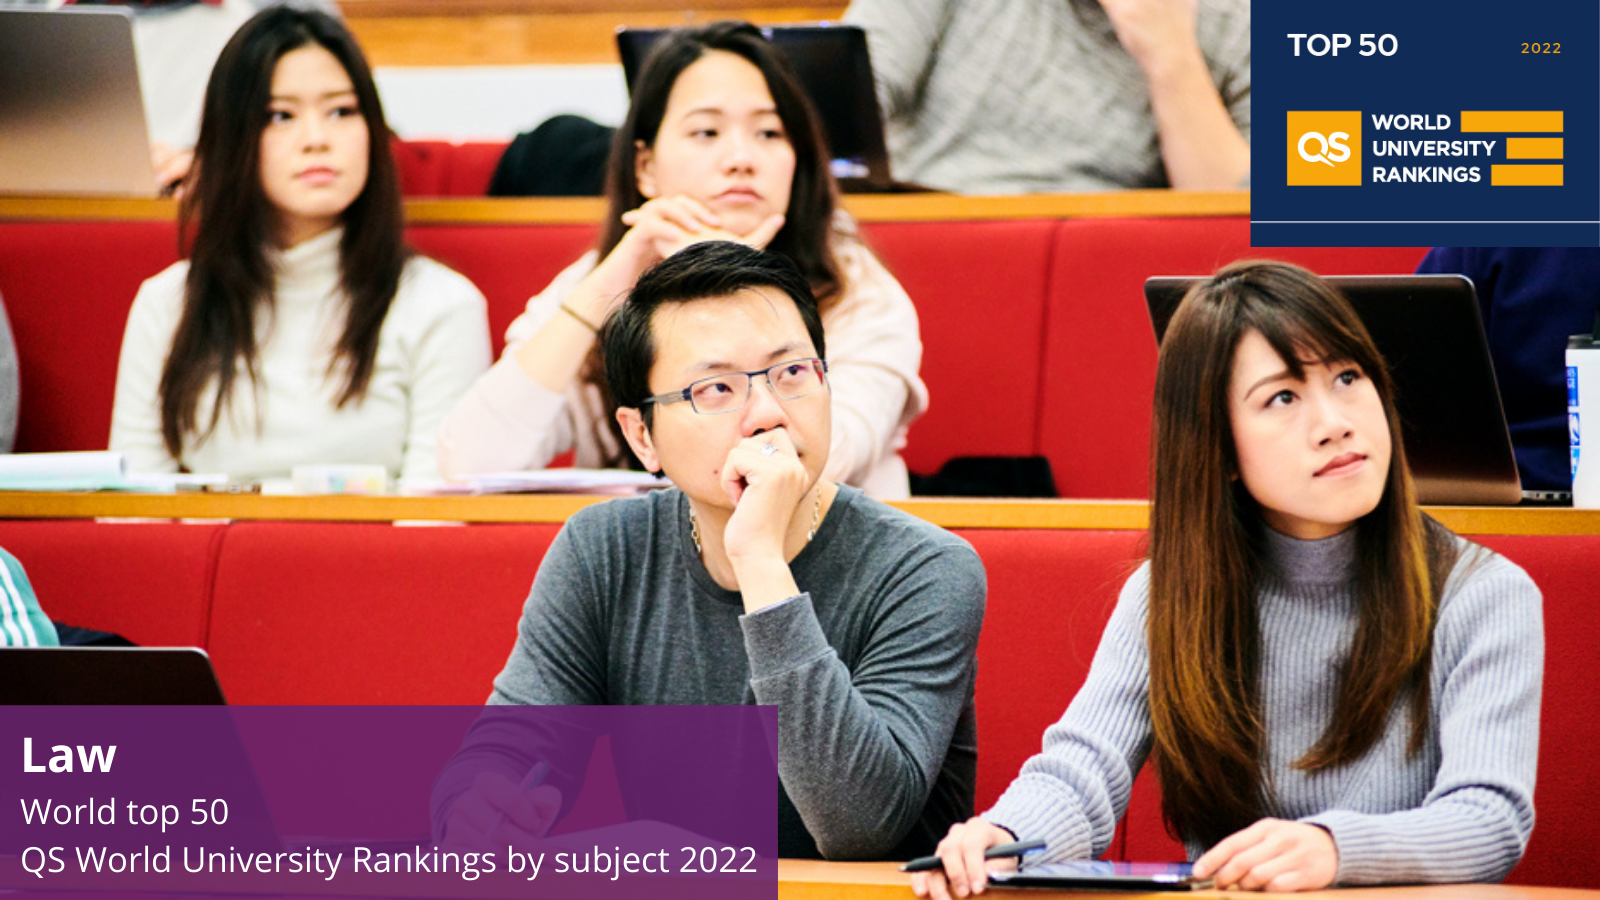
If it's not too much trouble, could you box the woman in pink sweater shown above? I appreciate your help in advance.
[437,22,926,498]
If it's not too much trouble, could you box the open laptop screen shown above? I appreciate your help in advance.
[1145,274,1523,505]
[0,7,162,196]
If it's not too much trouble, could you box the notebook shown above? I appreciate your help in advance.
[617,23,913,192]
[1144,274,1526,506]
[0,7,163,196]
[0,646,226,704]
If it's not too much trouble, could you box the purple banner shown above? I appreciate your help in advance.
[1,706,778,900]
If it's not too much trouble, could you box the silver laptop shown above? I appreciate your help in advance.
[1145,275,1526,506]
[0,7,162,195]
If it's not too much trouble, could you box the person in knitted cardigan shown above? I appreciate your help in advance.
[915,260,1541,896]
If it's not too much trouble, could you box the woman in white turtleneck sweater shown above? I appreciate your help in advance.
[110,7,488,484]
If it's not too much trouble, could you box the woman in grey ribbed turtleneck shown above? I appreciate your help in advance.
[914,262,1541,897]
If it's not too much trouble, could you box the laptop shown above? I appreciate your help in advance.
[0,7,163,196]
[990,861,1213,892]
[617,23,914,193]
[1144,275,1527,506]
[0,646,226,703]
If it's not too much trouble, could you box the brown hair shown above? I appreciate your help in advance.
[160,7,409,460]
[1146,260,1463,847]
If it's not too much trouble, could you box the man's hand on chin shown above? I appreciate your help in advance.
[720,428,811,612]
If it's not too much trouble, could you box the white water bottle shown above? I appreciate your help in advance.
[1570,312,1600,508]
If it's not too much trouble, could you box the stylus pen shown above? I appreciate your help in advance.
[486,759,551,839]
[900,839,1047,873]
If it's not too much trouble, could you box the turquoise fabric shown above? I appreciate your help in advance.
[0,547,59,646]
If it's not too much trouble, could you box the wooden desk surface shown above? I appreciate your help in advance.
[0,492,1596,535]
[0,191,1251,225]
[776,860,1600,900]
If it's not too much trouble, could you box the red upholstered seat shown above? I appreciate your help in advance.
[860,220,1057,477]
[205,521,557,704]
[1472,534,1600,889]
[444,142,511,196]
[957,528,1148,859]
[393,140,509,197]
[1040,218,1430,499]
[0,520,222,647]
[0,516,1592,885]
[0,220,595,455]
[0,221,181,453]
[406,224,598,357]
[0,214,1430,484]
[392,139,451,196]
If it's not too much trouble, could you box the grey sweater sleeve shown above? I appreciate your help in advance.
[843,0,953,119]
[426,526,606,836]
[0,296,16,454]
[981,565,1153,863]
[490,524,608,707]
[1302,555,1543,885]
[1197,0,1252,141]
[740,543,986,860]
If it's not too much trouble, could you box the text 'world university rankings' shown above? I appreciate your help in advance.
[1253,2,1599,247]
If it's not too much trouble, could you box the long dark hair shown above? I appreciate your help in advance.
[599,21,843,308]
[1145,260,1464,848]
[159,6,409,460]
[588,20,844,467]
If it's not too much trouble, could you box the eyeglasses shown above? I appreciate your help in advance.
[640,358,829,415]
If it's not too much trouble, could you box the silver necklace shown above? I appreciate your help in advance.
[689,485,823,556]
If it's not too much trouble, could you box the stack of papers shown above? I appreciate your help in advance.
[0,451,225,492]
[0,454,667,497]
[403,469,669,495]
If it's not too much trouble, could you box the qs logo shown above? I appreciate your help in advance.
[1287,111,1362,186]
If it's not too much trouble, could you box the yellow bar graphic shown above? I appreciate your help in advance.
[1505,138,1563,159]
[1491,165,1563,186]
[1461,111,1563,132]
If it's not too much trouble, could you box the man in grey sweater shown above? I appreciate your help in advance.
[435,242,986,861]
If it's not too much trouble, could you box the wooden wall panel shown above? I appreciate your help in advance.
[343,5,846,66]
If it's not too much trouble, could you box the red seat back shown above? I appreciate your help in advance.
[0,520,222,647]
[206,521,556,704]
[1041,218,1429,499]
[1475,534,1600,888]
[862,221,1057,476]
[0,221,181,452]
[407,225,598,356]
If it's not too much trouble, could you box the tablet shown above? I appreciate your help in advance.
[988,861,1213,891]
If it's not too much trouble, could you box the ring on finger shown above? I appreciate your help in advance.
[760,443,778,457]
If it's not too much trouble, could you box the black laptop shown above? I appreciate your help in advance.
[1144,275,1528,506]
[617,23,914,193]
[1,646,226,704]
